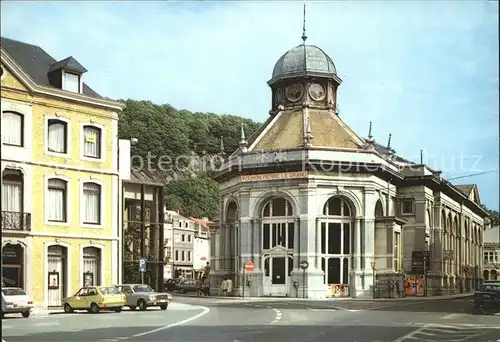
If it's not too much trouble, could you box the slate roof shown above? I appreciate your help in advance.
[272,44,337,79]
[48,56,87,73]
[128,169,169,186]
[1,36,101,98]
[455,184,474,197]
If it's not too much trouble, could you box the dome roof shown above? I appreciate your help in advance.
[271,44,337,80]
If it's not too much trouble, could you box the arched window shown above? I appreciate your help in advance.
[47,119,68,153]
[2,111,24,146]
[261,197,294,250]
[83,125,102,158]
[374,200,384,217]
[82,182,101,224]
[2,169,23,214]
[320,196,353,286]
[47,178,68,222]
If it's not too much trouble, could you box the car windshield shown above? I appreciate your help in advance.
[2,288,26,296]
[99,287,121,295]
[133,285,154,293]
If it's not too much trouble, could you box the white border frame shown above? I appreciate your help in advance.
[79,178,105,229]
[79,243,105,287]
[44,174,72,226]
[80,122,105,163]
[44,240,72,308]
[1,100,33,161]
[62,70,83,94]
[44,115,71,159]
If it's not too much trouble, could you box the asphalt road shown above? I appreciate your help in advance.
[2,297,499,342]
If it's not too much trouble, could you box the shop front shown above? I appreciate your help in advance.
[2,243,25,289]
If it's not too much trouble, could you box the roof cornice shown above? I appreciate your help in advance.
[1,49,125,112]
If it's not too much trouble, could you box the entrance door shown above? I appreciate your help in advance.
[47,245,66,307]
[271,257,286,296]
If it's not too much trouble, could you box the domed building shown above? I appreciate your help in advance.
[209,25,489,299]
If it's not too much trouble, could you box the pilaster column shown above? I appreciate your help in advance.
[293,216,300,269]
[355,217,361,270]
[252,218,262,270]
[316,217,321,268]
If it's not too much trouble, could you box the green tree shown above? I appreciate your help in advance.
[482,204,500,226]
[164,174,220,220]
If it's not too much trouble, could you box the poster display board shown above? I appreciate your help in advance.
[329,284,349,297]
[404,275,426,296]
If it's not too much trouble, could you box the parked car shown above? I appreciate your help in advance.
[164,278,181,292]
[473,289,500,315]
[63,286,126,313]
[1,287,34,318]
[115,284,171,311]
[479,282,500,293]
[175,279,197,293]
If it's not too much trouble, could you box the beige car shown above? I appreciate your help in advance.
[114,284,171,311]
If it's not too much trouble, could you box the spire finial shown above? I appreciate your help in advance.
[220,136,225,154]
[239,123,248,152]
[387,133,392,149]
[301,2,307,43]
[368,121,373,140]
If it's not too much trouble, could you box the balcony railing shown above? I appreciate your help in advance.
[1,211,31,231]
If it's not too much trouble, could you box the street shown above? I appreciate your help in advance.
[2,297,499,342]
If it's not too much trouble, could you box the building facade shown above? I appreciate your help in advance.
[483,225,499,282]
[122,170,165,291]
[191,217,212,278]
[164,210,195,279]
[1,37,124,307]
[209,34,489,299]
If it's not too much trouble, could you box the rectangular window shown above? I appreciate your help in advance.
[287,223,294,249]
[484,252,489,263]
[181,234,185,242]
[188,235,192,243]
[2,111,23,146]
[63,72,80,92]
[48,119,67,153]
[175,250,179,261]
[489,252,494,263]
[47,179,67,222]
[328,223,341,254]
[263,223,270,249]
[321,223,326,254]
[181,251,185,261]
[83,126,101,158]
[394,232,401,270]
[83,182,101,224]
[166,247,172,260]
[187,251,191,262]
[402,200,413,214]
[343,223,350,254]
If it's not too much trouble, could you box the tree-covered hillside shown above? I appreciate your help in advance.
[118,99,261,219]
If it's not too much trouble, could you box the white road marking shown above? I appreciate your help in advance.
[441,313,465,319]
[308,308,337,311]
[393,323,499,342]
[121,305,210,339]
[270,308,282,325]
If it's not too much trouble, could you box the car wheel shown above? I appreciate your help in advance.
[160,305,168,310]
[179,288,186,294]
[64,303,74,313]
[138,299,147,311]
[128,305,137,311]
[22,311,30,318]
[90,302,100,313]
[113,307,122,313]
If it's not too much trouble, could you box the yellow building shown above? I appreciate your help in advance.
[1,37,125,308]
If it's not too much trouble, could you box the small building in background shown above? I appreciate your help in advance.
[164,210,195,279]
[190,217,213,279]
[483,225,500,282]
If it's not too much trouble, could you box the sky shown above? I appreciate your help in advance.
[1,0,499,210]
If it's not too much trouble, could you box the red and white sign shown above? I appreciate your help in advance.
[200,256,207,261]
[244,261,254,272]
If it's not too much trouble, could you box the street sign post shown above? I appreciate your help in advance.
[300,260,309,299]
[242,261,254,299]
[139,258,147,284]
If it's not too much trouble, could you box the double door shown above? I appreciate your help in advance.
[265,256,290,296]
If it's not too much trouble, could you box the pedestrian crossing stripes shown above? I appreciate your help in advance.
[394,323,498,342]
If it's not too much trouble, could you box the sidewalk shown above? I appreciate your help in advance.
[31,306,64,316]
[174,292,474,302]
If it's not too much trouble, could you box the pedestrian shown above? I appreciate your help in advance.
[220,277,228,296]
[226,277,233,296]
[196,276,203,296]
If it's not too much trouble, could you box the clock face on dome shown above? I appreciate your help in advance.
[285,83,304,102]
[308,83,325,101]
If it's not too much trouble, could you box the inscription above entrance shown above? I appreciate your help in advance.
[240,171,308,182]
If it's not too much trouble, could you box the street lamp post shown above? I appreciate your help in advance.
[371,261,376,299]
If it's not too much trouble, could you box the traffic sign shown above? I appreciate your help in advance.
[139,258,147,273]
[244,261,254,272]
[300,260,309,270]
